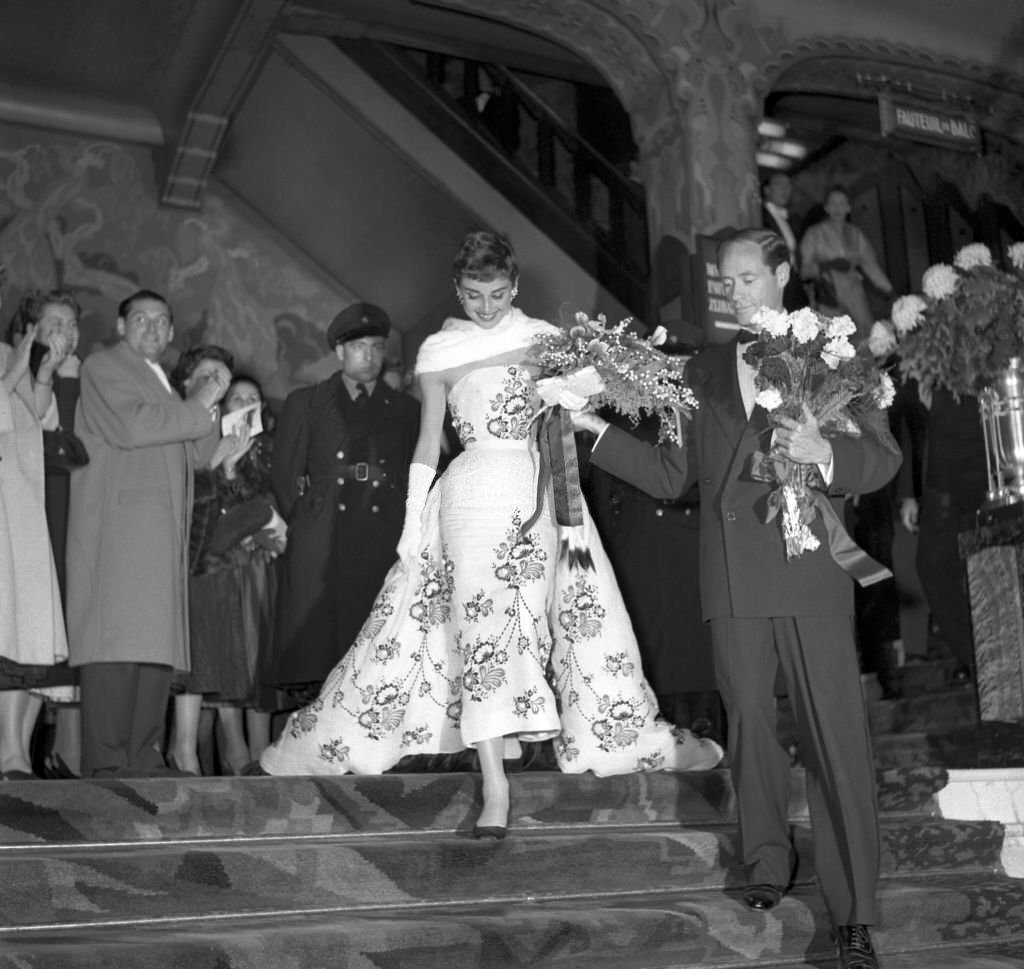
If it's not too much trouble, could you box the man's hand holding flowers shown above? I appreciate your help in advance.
[773,402,833,467]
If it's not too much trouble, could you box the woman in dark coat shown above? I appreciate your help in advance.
[169,353,286,774]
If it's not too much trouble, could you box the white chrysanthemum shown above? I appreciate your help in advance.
[1009,242,1024,271]
[867,321,897,358]
[874,372,896,408]
[825,315,857,339]
[953,243,993,270]
[789,308,820,344]
[922,263,958,301]
[821,336,855,370]
[755,387,784,412]
[891,294,927,335]
[750,307,789,338]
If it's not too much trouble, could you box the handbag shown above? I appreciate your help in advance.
[208,496,274,555]
[43,427,89,473]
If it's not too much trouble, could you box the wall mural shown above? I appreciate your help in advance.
[0,128,351,401]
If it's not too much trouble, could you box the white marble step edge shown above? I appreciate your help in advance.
[935,767,1024,877]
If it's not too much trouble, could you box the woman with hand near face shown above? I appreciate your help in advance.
[0,285,73,779]
[169,352,284,775]
[260,231,721,835]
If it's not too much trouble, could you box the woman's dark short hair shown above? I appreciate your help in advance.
[6,288,81,344]
[227,373,264,402]
[824,183,850,203]
[717,228,790,272]
[452,230,519,284]
[169,344,234,397]
[118,289,171,322]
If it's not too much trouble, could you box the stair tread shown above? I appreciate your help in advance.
[2,878,1022,968]
[0,816,1006,929]
[0,767,949,847]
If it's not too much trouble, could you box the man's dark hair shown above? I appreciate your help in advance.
[717,228,790,272]
[118,289,171,322]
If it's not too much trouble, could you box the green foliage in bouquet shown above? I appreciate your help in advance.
[530,312,698,445]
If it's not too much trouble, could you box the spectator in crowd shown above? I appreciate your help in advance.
[5,289,84,777]
[800,185,894,340]
[169,358,285,775]
[65,290,225,778]
[760,172,809,311]
[0,279,72,779]
[899,386,985,684]
[267,303,419,699]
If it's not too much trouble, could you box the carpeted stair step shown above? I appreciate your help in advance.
[872,723,1024,770]
[2,875,1023,969]
[0,815,1005,930]
[898,657,961,696]
[0,767,949,848]
[779,690,978,742]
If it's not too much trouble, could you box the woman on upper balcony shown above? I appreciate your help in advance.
[261,230,722,834]
[800,184,894,340]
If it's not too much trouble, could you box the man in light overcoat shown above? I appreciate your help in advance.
[66,290,224,777]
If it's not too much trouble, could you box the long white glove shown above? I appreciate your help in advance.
[396,462,435,567]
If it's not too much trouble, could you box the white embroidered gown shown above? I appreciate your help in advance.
[261,326,721,777]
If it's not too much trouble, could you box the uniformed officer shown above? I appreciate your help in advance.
[268,303,420,695]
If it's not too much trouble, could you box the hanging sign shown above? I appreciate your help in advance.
[879,95,981,152]
[696,234,738,340]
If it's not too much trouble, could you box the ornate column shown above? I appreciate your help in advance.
[663,0,779,237]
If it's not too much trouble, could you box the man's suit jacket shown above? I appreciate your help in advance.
[762,206,810,311]
[590,339,902,621]
[66,341,218,668]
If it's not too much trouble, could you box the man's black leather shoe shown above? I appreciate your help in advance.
[835,924,879,969]
[742,883,784,910]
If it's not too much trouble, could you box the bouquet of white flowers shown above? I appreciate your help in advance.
[744,306,896,561]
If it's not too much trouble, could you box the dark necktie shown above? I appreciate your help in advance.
[354,383,368,408]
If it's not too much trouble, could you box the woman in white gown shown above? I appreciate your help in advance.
[260,232,722,834]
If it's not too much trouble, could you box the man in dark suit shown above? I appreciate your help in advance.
[270,303,420,696]
[572,229,900,969]
[761,172,809,311]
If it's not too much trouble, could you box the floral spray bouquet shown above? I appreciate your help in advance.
[744,306,896,565]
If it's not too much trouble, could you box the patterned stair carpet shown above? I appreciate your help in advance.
[1,768,1023,968]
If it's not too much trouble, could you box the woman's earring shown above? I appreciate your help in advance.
[510,286,519,303]
[454,285,465,308]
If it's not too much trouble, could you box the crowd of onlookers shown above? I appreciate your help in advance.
[0,286,302,778]
[0,282,429,780]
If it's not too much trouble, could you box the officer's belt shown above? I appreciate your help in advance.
[336,462,388,484]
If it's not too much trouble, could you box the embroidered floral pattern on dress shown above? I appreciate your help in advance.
[591,695,646,753]
[485,366,536,439]
[448,400,476,447]
[461,637,509,700]
[261,363,722,778]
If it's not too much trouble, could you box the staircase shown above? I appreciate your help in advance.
[3,656,1024,967]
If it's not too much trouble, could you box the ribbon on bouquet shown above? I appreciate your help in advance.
[749,450,892,588]
[521,405,585,534]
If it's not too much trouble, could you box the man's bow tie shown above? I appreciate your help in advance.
[737,330,758,344]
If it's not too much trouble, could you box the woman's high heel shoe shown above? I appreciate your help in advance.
[472,823,507,841]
